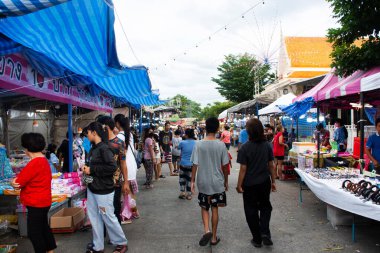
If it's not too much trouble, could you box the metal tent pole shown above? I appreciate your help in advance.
[317,104,321,168]
[359,92,365,174]
[139,107,143,139]
[68,104,73,172]
[256,103,259,119]
[296,117,299,142]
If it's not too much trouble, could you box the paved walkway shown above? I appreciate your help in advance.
[6,147,380,252]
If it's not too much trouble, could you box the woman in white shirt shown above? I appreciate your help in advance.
[153,134,164,180]
[114,114,140,223]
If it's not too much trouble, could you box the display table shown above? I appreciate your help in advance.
[296,168,380,242]
[295,169,380,221]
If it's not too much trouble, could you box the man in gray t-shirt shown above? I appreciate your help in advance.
[191,140,229,195]
[191,117,229,247]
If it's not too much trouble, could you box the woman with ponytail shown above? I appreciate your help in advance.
[114,114,140,222]
[84,122,128,253]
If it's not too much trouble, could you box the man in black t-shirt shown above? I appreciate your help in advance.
[159,122,176,176]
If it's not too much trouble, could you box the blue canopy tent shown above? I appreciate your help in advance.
[0,0,164,171]
[0,0,164,105]
[0,0,71,17]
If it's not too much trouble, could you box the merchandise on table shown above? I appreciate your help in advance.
[341,179,380,205]
[51,172,85,197]
[302,167,360,179]
[291,142,316,154]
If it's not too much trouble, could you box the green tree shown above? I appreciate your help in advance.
[201,101,237,120]
[167,94,202,119]
[212,54,275,103]
[326,0,380,76]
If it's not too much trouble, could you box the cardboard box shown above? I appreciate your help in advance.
[50,207,85,230]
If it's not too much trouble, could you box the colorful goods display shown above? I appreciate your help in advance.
[0,147,14,180]
[9,158,29,175]
[0,244,17,253]
[51,172,85,197]
[0,180,13,195]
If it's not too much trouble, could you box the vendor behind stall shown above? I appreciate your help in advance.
[57,132,70,173]
[333,119,348,152]
[365,118,380,174]
[313,123,331,149]
[46,144,60,173]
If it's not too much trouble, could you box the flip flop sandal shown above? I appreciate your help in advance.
[186,195,192,200]
[179,194,186,199]
[86,245,104,253]
[199,232,213,246]
[211,237,221,246]
[113,245,128,253]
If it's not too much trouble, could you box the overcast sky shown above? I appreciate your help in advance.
[113,0,337,107]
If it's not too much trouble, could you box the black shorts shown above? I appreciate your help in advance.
[198,192,227,211]
[172,155,180,163]
[275,156,284,160]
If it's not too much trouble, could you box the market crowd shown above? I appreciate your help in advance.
[10,110,380,253]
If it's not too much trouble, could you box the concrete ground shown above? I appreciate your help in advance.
[2,147,380,253]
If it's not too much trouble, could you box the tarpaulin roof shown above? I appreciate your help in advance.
[0,0,70,17]
[280,97,315,119]
[316,67,380,102]
[226,98,273,114]
[293,72,339,102]
[258,93,296,116]
[0,0,163,106]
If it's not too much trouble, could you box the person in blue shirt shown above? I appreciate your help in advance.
[333,119,347,152]
[366,118,380,174]
[178,128,197,200]
[45,144,60,173]
[238,126,249,151]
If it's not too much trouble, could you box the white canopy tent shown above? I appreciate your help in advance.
[258,93,296,116]
[218,109,228,120]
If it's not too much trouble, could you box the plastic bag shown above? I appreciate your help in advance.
[121,194,136,220]
[0,220,9,236]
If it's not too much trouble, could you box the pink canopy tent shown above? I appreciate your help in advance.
[293,72,339,102]
[316,67,380,102]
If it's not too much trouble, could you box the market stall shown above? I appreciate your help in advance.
[0,0,165,240]
[281,67,380,241]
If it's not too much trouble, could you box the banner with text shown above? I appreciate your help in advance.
[0,54,113,112]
